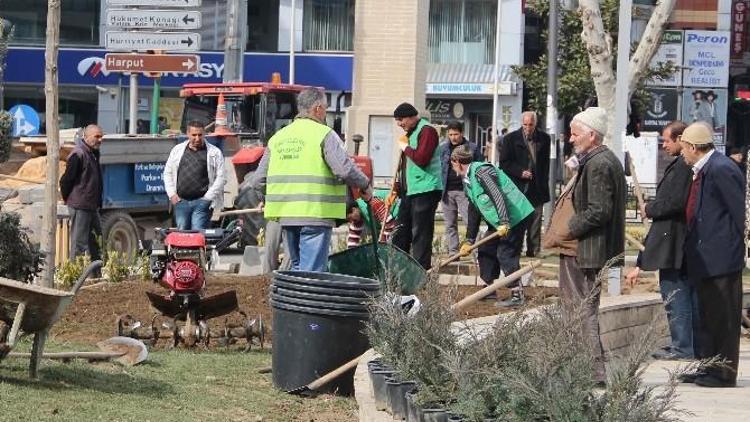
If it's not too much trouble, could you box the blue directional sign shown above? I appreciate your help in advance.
[8,104,41,136]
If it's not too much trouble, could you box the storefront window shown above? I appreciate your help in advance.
[303,0,354,52]
[248,0,279,52]
[1,0,100,46]
[429,0,497,64]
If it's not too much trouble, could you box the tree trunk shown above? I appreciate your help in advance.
[578,0,676,146]
[40,0,61,287]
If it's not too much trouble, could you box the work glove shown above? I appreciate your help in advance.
[397,135,408,152]
[496,224,510,238]
[458,242,473,257]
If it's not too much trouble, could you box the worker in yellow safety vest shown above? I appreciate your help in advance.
[254,87,372,271]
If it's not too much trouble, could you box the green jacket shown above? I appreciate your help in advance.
[355,188,399,234]
[465,162,534,228]
[406,119,443,196]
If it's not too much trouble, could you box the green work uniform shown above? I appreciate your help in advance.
[465,162,534,228]
[405,118,443,196]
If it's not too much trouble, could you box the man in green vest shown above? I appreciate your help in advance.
[254,87,372,272]
[452,145,534,307]
[392,102,443,269]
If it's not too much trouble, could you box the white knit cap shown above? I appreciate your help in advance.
[573,107,608,136]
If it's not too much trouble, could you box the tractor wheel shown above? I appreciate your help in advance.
[101,211,140,258]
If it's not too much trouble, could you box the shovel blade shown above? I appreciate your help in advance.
[97,336,148,366]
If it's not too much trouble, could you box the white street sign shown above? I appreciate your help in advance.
[682,30,730,88]
[107,0,202,7]
[106,31,201,52]
[107,10,201,30]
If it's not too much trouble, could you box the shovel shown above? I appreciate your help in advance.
[8,336,148,366]
[426,230,501,275]
[285,261,540,395]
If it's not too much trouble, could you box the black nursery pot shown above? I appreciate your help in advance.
[405,390,419,422]
[391,381,416,420]
[385,378,405,418]
[419,406,448,422]
[371,369,395,411]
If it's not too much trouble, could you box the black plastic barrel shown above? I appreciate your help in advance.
[271,270,380,395]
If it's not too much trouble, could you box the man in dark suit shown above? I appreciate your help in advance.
[679,122,745,388]
[499,111,550,257]
[563,107,626,384]
[625,121,695,360]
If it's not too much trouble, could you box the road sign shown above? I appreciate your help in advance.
[107,9,201,30]
[106,31,201,52]
[8,105,41,136]
[105,53,200,73]
[106,0,202,7]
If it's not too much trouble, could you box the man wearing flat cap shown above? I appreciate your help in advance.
[563,107,626,385]
[678,122,744,388]
[451,144,534,306]
[392,102,443,269]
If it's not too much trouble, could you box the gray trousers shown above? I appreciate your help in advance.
[69,207,102,262]
[263,220,283,274]
[524,205,543,256]
[442,190,470,254]
[559,255,606,382]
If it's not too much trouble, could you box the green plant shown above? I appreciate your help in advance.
[133,252,151,282]
[102,250,130,283]
[55,254,92,288]
[0,212,43,283]
[0,110,11,163]
[512,0,677,118]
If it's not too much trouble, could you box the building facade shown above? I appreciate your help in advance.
[1,0,530,148]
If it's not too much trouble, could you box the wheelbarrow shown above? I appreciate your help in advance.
[0,260,102,378]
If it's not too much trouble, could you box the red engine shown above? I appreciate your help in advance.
[151,232,208,294]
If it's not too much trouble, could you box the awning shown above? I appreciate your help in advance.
[426,63,518,96]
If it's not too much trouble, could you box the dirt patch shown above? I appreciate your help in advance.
[53,274,272,347]
[52,274,558,347]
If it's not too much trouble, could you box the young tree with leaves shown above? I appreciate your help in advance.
[514,0,677,145]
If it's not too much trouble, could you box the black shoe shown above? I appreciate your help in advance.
[651,349,689,361]
[525,251,537,258]
[496,290,525,308]
[694,375,737,388]
[678,372,704,383]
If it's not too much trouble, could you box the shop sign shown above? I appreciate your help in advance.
[682,30,730,87]
[425,82,514,96]
[647,30,683,87]
[732,1,749,58]
[426,100,465,121]
[642,88,679,132]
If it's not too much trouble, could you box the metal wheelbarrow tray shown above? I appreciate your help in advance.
[0,261,102,378]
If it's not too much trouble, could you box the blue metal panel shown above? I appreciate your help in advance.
[102,163,168,210]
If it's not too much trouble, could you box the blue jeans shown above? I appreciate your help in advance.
[174,198,212,230]
[659,268,695,358]
[283,225,332,272]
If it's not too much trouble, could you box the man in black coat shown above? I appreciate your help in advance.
[499,111,550,257]
[60,124,104,262]
[563,107,626,384]
[679,122,745,388]
[625,121,695,360]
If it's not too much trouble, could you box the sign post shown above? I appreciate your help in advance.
[105,0,202,135]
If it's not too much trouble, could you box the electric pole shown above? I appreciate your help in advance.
[224,0,248,83]
[544,0,559,222]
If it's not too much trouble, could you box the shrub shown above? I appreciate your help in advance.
[55,254,92,288]
[0,110,11,163]
[0,212,43,283]
[102,250,130,283]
